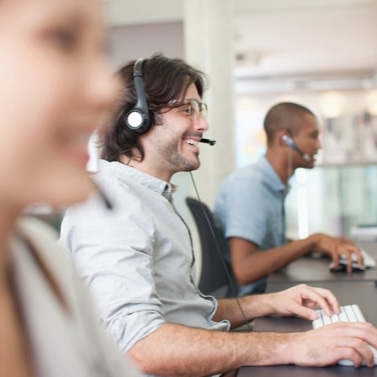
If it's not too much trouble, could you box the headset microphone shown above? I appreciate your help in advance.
[200,138,216,146]
[282,135,311,162]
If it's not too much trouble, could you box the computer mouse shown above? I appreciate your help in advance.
[329,260,366,273]
[337,344,377,366]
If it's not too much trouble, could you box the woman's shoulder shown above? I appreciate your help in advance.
[18,215,60,240]
[16,215,75,283]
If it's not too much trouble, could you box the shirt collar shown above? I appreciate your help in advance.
[98,160,173,200]
[255,155,290,195]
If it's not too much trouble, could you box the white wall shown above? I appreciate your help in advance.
[108,22,184,68]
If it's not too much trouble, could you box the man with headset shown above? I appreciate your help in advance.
[60,55,377,376]
[214,102,363,296]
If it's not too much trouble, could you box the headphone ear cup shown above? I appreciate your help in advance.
[124,108,153,134]
[125,108,149,133]
[281,134,292,145]
[281,134,310,161]
[125,58,150,134]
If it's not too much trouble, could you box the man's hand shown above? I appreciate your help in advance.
[266,283,340,320]
[309,233,363,272]
[290,322,377,367]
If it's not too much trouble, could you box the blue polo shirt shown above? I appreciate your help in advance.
[214,156,290,295]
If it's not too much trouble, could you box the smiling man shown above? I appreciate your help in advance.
[60,56,377,377]
[214,102,363,296]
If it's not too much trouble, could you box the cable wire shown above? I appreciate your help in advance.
[189,171,253,331]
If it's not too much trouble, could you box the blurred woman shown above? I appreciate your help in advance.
[0,0,139,376]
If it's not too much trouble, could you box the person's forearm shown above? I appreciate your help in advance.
[127,323,295,376]
[234,237,316,284]
[214,294,280,328]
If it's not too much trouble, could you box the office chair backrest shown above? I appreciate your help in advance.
[185,197,238,298]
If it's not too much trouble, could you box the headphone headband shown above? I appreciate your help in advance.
[124,58,151,134]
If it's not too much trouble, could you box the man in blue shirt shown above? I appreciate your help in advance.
[215,102,362,295]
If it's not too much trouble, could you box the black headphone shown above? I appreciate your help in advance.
[124,58,151,134]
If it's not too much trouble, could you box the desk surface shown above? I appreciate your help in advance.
[268,255,377,284]
[268,241,377,284]
[236,281,377,377]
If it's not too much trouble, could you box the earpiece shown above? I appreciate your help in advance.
[124,58,151,134]
[281,134,311,162]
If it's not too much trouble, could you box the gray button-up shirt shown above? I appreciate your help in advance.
[60,160,230,356]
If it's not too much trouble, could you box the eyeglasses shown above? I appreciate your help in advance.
[167,98,208,121]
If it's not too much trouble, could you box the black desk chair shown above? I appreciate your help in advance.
[185,197,238,298]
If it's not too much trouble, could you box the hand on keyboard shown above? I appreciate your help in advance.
[313,304,377,366]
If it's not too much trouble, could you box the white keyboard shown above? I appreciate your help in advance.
[313,304,377,366]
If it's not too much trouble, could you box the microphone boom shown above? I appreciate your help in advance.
[200,138,216,146]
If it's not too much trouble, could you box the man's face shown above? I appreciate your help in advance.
[141,83,209,181]
[291,114,321,168]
